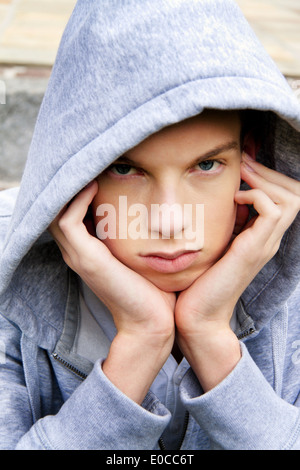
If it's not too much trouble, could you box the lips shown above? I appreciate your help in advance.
[140,250,200,273]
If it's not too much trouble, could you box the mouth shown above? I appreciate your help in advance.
[140,250,201,273]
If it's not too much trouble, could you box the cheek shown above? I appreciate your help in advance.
[204,189,237,248]
[100,237,137,270]
[93,193,141,266]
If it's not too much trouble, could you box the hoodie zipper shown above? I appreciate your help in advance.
[53,327,254,450]
[158,411,189,450]
[237,327,256,340]
[52,352,88,380]
[53,350,189,450]
[52,327,255,379]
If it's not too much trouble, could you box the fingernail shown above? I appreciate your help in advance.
[242,161,255,173]
[242,152,255,162]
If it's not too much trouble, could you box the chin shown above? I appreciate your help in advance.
[143,257,218,292]
[146,272,200,293]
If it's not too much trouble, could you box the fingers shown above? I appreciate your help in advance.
[235,188,282,248]
[49,180,98,227]
[242,153,300,197]
[234,155,300,263]
[48,181,100,269]
[57,181,98,231]
[240,154,300,216]
[51,181,98,240]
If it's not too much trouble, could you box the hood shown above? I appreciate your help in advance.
[0,0,299,331]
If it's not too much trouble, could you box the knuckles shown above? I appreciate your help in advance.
[57,214,73,234]
[268,204,282,222]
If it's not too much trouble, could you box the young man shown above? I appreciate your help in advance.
[0,0,299,450]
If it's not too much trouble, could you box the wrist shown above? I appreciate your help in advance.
[178,327,241,392]
[115,329,174,357]
[102,331,173,404]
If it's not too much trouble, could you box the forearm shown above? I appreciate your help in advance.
[16,360,170,450]
[178,326,241,392]
[180,343,300,450]
[103,331,174,404]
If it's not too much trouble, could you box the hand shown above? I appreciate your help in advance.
[49,181,175,337]
[49,181,176,403]
[175,154,300,390]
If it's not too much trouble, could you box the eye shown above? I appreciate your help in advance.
[196,160,221,172]
[110,164,138,176]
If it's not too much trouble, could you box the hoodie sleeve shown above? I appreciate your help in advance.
[0,315,170,450]
[180,342,300,450]
[15,361,171,450]
[0,314,34,450]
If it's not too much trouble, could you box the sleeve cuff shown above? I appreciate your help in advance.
[34,360,171,450]
[180,343,300,450]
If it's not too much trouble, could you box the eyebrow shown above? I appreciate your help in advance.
[115,140,240,167]
[188,140,240,167]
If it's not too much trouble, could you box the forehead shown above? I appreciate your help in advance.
[120,110,241,165]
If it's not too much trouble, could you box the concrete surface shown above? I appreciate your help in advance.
[0,0,299,74]
[0,0,299,189]
[0,65,50,189]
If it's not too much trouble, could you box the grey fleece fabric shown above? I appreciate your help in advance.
[0,0,300,450]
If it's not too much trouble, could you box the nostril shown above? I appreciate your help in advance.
[150,203,185,239]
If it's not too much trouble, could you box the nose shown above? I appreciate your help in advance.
[149,186,188,239]
[150,203,185,238]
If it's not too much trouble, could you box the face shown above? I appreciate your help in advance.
[92,110,242,292]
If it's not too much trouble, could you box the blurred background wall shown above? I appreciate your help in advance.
[0,0,299,190]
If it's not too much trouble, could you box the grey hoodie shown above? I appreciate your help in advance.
[0,0,299,450]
